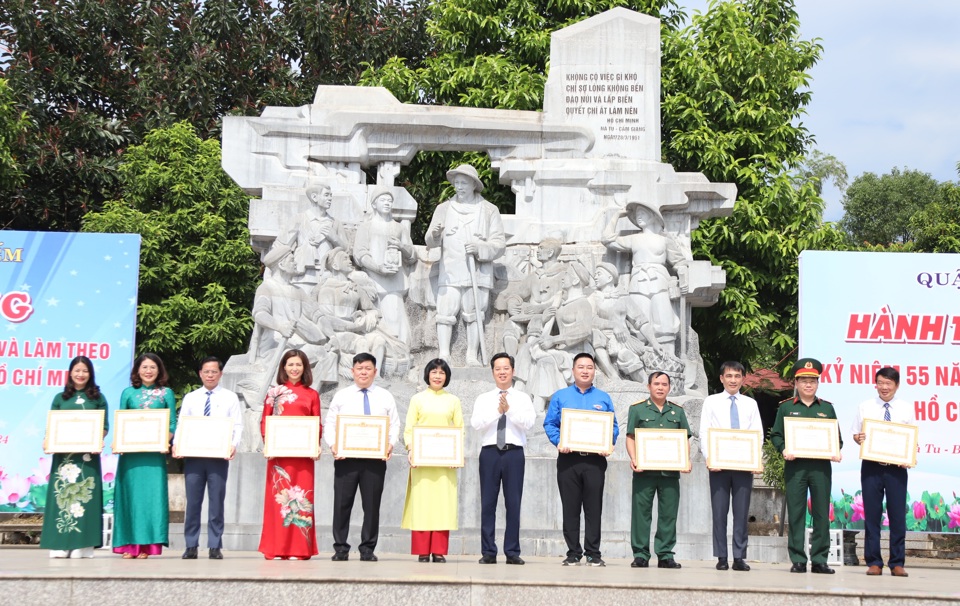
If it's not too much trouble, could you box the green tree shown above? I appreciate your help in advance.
[654,0,846,371]
[839,167,942,246]
[280,0,430,104]
[0,0,429,232]
[81,122,258,390]
[801,149,848,197]
[0,79,28,193]
[0,0,295,231]
[909,167,960,253]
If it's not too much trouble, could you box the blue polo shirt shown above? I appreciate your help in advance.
[543,384,619,446]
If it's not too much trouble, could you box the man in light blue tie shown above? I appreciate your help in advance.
[698,361,762,571]
[324,352,400,562]
[851,366,913,577]
[173,356,243,560]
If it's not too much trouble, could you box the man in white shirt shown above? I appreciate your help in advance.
[698,361,762,571]
[851,366,914,577]
[472,352,536,564]
[174,356,243,560]
[324,352,400,562]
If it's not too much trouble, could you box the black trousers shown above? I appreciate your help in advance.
[709,469,753,559]
[184,457,229,549]
[479,445,525,557]
[332,458,387,555]
[557,452,607,559]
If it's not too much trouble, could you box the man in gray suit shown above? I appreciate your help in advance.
[698,361,761,571]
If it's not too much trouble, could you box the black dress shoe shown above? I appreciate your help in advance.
[331,552,349,561]
[630,557,649,568]
[478,555,497,564]
[811,563,835,574]
[209,548,223,560]
[790,562,807,573]
[431,554,446,563]
[359,553,377,562]
[418,555,430,563]
[182,547,198,560]
[732,559,750,571]
[505,556,525,565]
[658,559,681,569]
[716,558,729,570]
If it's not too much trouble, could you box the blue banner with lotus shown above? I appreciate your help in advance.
[799,250,960,533]
[0,231,140,514]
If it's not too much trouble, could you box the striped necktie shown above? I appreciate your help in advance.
[883,402,891,422]
[204,391,213,416]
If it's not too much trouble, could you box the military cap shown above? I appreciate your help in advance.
[792,358,823,378]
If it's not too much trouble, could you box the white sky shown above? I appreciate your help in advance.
[681,0,960,221]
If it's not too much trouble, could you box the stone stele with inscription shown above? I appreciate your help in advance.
[212,9,762,561]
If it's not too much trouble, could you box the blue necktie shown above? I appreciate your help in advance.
[362,388,371,415]
[729,395,740,429]
[883,402,891,422]
[204,391,213,416]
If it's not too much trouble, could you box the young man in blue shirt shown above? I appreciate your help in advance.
[543,352,618,566]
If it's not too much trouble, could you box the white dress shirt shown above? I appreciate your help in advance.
[174,384,243,449]
[698,390,762,458]
[471,386,536,448]
[850,396,914,434]
[323,383,401,447]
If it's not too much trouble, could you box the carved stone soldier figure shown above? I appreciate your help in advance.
[425,164,506,365]
[601,201,688,347]
[312,248,388,381]
[353,185,416,342]
[273,183,346,285]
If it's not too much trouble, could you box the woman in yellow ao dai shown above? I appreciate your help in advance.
[401,358,463,562]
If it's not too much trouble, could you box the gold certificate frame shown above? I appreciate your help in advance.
[174,416,233,459]
[784,417,840,460]
[860,418,918,467]
[45,410,105,454]
[558,409,614,454]
[336,415,390,459]
[113,409,171,453]
[263,416,320,458]
[706,428,763,472]
[410,426,463,467]
[634,428,690,471]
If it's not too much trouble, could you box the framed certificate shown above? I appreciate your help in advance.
[45,410,105,453]
[335,415,389,459]
[410,426,463,467]
[263,416,320,458]
[113,409,171,453]
[174,416,233,459]
[706,428,763,472]
[860,419,918,467]
[558,409,614,454]
[784,417,840,460]
[634,429,690,471]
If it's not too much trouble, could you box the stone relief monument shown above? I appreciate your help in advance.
[211,8,769,561]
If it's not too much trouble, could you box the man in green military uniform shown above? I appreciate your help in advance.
[626,371,691,569]
[770,358,843,574]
